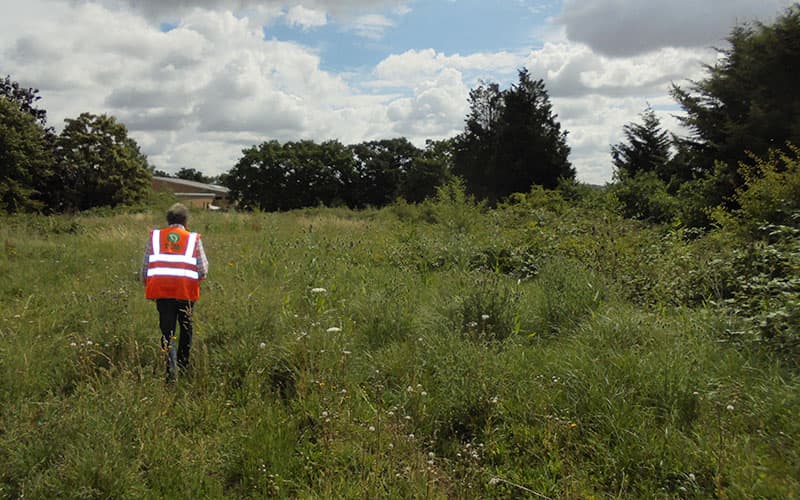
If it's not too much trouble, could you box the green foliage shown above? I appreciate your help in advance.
[695,148,800,358]
[453,68,573,203]
[54,112,151,211]
[717,228,800,359]
[610,170,679,223]
[398,139,453,203]
[349,138,421,207]
[0,98,53,213]
[731,146,800,231]
[671,5,800,207]
[226,138,452,212]
[611,105,673,181]
[1,75,50,130]
[174,167,213,184]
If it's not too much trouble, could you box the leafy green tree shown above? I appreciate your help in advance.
[0,97,53,213]
[399,139,453,203]
[54,113,151,211]
[1,75,50,132]
[454,69,573,203]
[175,167,212,184]
[349,138,421,207]
[226,140,355,211]
[671,6,800,200]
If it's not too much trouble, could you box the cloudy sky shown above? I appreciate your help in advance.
[1,0,794,184]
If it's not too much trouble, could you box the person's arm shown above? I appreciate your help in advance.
[140,233,152,284]
[196,237,208,280]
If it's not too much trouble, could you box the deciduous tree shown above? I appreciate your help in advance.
[54,113,151,211]
[0,97,53,213]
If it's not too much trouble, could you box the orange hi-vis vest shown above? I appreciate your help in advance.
[145,227,201,301]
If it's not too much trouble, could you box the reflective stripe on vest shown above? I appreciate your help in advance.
[147,268,200,279]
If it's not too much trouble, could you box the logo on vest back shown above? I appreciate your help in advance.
[166,232,181,251]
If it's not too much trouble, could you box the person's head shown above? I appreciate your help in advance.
[166,203,189,226]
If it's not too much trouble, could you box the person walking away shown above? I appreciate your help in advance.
[141,203,208,382]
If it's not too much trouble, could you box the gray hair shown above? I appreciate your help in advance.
[166,203,189,226]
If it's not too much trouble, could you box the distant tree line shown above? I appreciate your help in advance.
[2,5,798,225]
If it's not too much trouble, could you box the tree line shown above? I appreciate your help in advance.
[2,5,799,227]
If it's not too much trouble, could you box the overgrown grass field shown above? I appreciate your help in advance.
[1,189,798,498]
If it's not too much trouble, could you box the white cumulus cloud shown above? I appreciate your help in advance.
[285,5,327,29]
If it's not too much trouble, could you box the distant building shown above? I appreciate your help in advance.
[152,176,232,210]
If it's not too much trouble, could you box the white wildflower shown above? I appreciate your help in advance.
[481,314,490,321]
[259,342,267,349]
[489,477,501,486]
[726,404,735,411]
[86,340,93,346]
[311,287,327,293]
[326,327,341,333]
[368,425,376,432]
[70,342,77,347]
[420,391,428,396]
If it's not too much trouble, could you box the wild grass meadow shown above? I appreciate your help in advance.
[1,188,798,498]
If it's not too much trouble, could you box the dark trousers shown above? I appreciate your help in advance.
[156,299,194,380]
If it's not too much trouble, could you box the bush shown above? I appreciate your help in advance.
[731,145,800,232]
[610,170,679,224]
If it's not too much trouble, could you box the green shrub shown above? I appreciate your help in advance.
[610,170,679,224]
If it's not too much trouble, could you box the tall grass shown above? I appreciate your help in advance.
[1,195,798,498]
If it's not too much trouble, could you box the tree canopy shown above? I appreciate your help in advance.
[671,5,800,181]
[54,113,151,211]
[1,75,50,131]
[175,168,214,184]
[611,106,672,181]
[453,69,573,203]
[0,97,53,213]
